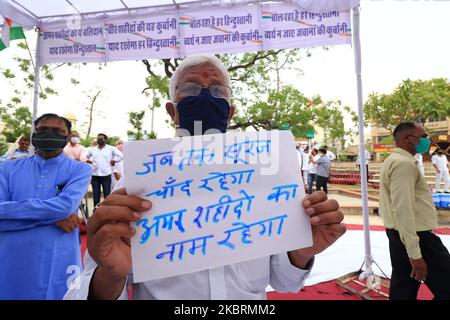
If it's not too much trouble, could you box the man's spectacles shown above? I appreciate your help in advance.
[176,82,232,100]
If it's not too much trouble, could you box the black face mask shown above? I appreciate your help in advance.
[97,139,106,146]
[32,131,68,152]
[177,88,230,136]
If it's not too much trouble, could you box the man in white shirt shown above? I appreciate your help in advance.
[86,133,123,207]
[300,146,311,186]
[432,150,449,193]
[307,149,320,195]
[65,55,346,300]
[323,145,336,162]
[296,144,303,180]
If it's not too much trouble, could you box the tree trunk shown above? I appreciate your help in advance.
[85,90,101,140]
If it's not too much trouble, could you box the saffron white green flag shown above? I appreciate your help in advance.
[0,16,25,51]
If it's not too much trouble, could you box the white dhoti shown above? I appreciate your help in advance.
[436,170,450,192]
[302,170,309,185]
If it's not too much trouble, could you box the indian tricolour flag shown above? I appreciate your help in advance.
[0,17,25,51]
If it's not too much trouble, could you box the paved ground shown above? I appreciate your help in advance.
[343,214,384,226]
[327,193,379,207]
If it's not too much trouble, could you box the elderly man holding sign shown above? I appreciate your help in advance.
[65,55,345,300]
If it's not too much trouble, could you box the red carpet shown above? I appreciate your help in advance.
[79,224,449,300]
[80,232,87,267]
[345,223,450,235]
[267,279,434,300]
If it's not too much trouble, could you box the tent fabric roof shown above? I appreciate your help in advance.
[0,0,359,28]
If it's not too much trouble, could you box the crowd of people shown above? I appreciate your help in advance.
[0,54,448,301]
[297,144,334,195]
[1,130,125,209]
[0,55,345,301]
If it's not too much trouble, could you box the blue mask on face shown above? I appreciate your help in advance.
[176,88,230,136]
[414,137,431,154]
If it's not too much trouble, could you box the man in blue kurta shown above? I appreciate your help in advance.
[0,113,91,299]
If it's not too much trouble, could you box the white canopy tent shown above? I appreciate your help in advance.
[0,0,376,287]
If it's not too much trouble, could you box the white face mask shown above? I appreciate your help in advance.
[71,137,80,144]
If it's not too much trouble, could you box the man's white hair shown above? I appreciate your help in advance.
[169,55,231,102]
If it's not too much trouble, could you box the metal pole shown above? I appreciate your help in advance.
[353,5,374,277]
[30,28,41,153]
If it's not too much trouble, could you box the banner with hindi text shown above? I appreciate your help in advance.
[38,3,351,65]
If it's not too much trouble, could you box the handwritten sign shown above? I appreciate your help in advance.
[125,130,312,283]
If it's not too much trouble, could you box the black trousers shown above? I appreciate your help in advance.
[386,228,450,300]
[316,175,329,194]
[91,175,112,208]
[308,173,317,195]
[358,164,370,182]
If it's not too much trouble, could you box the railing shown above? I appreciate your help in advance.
[329,171,374,185]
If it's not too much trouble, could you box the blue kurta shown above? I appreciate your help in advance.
[0,153,91,299]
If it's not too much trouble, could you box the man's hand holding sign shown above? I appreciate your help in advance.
[290,192,344,268]
[86,132,345,300]
[81,55,345,300]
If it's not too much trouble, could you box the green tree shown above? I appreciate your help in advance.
[80,136,96,148]
[1,42,60,104]
[219,50,303,110]
[229,86,355,147]
[83,89,103,140]
[79,135,120,147]
[379,136,394,145]
[1,39,80,142]
[312,99,356,149]
[1,106,32,142]
[140,50,306,128]
[364,78,450,132]
[141,60,171,128]
[147,131,157,139]
[229,86,314,137]
[127,110,146,140]
[139,50,355,141]
[107,136,121,146]
[0,135,9,155]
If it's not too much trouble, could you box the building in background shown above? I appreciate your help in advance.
[371,117,450,161]
[64,112,78,131]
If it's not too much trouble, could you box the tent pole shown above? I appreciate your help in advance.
[352,5,374,277]
[31,28,41,153]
